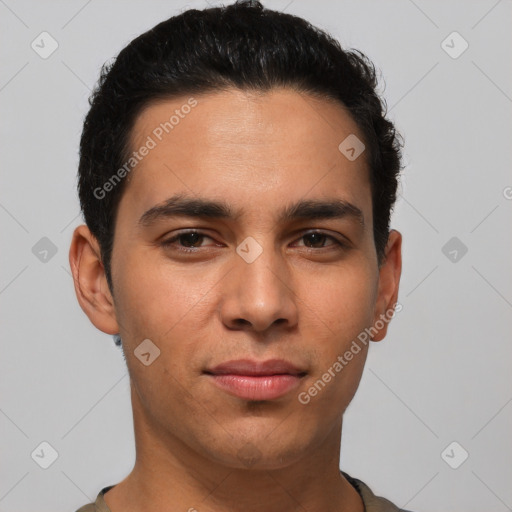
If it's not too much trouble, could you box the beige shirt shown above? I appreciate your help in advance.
[75,471,411,512]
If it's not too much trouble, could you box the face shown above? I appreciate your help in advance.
[71,87,401,470]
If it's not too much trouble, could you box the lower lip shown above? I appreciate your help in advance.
[206,374,303,400]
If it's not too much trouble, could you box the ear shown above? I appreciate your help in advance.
[69,224,119,335]
[371,229,402,342]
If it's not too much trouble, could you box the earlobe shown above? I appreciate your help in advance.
[371,229,402,342]
[69,224,119,335]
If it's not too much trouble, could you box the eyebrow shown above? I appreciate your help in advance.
[138,193,364,227]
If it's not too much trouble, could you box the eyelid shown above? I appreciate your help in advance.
[290,229,348,248]
[160,229,217,248]
[161,228,349,251]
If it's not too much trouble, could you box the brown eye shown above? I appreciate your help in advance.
[161,230,214,253]
[176,232,204,247]
[302,232,331,248]
[293,231,346,250]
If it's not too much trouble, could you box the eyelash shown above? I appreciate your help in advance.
[160,229,348,254]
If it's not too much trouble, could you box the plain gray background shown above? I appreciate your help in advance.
[1,1,511,511]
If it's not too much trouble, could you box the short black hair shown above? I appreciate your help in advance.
[78,0,403,291]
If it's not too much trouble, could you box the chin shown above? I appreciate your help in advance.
[203,434,310,472]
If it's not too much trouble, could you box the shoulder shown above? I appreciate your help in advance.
[342,471,414,512]
[75,505,96,512]
[73,485,115,512]
[76,503,97,512]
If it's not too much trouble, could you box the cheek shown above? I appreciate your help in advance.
[296,262,377,405]
[304,261,378,341]
[113,248,218,341]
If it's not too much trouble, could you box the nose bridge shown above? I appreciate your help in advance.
[238,238,283,298]
[222,235,298,332]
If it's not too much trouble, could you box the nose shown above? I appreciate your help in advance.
[219,241,299,334]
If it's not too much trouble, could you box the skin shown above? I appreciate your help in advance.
[69,88,401,512]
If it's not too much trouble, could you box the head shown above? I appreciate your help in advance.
[70,0,403,471]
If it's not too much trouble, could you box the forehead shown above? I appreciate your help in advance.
[121,88,372,224]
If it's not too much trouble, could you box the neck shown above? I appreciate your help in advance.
[104,392,364,512]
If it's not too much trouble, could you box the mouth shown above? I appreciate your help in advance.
[203,359,307,401]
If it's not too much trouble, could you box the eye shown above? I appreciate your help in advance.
[160,229,348,255]
[292,231,346,250]
[160,230,216,253]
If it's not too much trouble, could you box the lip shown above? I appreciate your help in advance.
[204,359,307,401]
